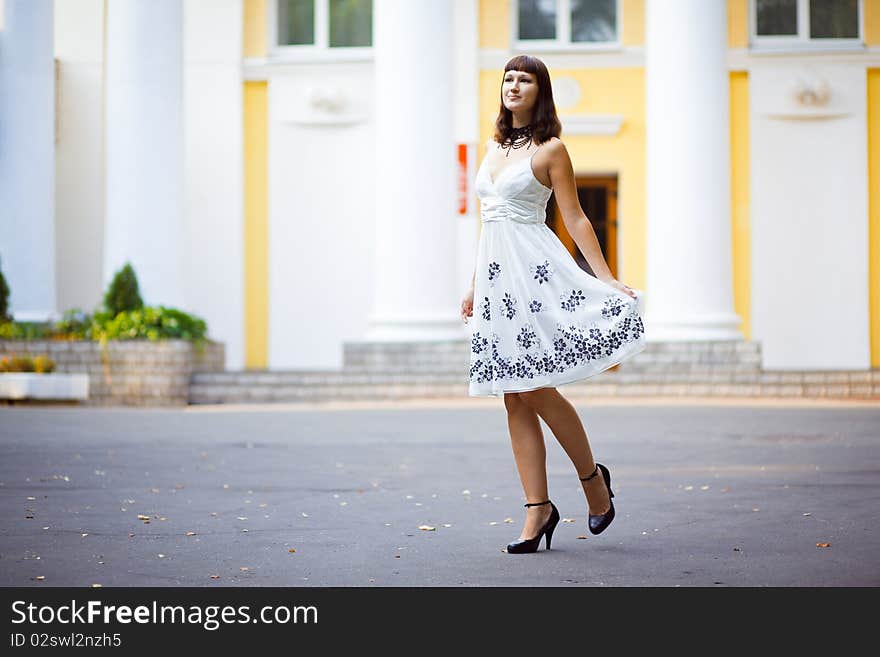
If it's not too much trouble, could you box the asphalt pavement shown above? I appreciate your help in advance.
[1,397,877,586]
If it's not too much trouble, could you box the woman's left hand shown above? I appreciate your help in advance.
[599,276,637,299]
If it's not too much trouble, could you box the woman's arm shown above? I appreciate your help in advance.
[545,140,635,297]
[545,140,613,281]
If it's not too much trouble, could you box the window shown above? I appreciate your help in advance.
[750,0,862,50]
[514,0,621,51]
[270,0,372,58]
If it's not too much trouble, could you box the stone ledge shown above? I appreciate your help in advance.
[0,339,224,406]
[0,373,89,400]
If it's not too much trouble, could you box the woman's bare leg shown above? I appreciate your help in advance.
[517,387,611,515]
[504,392,553,539]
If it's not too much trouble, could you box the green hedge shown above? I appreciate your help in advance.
[0,305,209,351]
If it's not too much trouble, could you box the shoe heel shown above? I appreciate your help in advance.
[598,463,615,498]
[545,502,560,550]
[582,463,616,536]
[507,500,559,554]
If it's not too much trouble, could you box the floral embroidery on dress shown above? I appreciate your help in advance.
[601,295,625,319]
[469,306,645,386]
[480,296,491,321]
[528,299,543,313]
[516,324,540,351]
[530,260,554,285]
[560,289,586,312]
[471,331,488,355]
[488,261,501,287]
[500,292,518,319]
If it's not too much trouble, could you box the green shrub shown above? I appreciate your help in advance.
[91,305,208,347]
[0,255,11,323]
[54,308,94,339]
[0,354,54,373]
[0,261,209,350]
[0,321,51,340]
[33,355,56,373]
[103,262,143,316]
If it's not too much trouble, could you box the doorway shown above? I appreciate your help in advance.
[544,175,618,278]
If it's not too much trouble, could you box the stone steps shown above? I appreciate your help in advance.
[188,337,880,403]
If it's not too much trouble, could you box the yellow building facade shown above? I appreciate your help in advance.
[239,0,880,372]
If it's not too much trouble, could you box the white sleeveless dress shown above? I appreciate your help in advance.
[468,142,647,397]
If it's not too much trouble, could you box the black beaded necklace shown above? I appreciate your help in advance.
[501,123,533,157]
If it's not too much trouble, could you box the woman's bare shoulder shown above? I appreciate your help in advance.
[541,136,564,150]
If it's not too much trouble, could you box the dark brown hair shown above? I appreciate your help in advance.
[492,55,562,146]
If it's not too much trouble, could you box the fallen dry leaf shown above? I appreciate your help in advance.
[288,548,296,553]
[816,542,831,548]
[576,535,589,540]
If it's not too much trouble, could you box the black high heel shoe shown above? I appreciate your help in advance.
[506,500,560,553]
[580,463,615,535]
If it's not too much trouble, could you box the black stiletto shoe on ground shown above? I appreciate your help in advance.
[580,463,615,535]
[506,500,560,553]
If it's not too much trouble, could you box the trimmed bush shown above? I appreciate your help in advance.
[103,262,143,316]
[0,255,11,323]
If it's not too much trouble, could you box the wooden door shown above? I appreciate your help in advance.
[544,175,618,279]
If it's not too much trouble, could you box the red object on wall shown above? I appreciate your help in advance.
[458,143,468,215]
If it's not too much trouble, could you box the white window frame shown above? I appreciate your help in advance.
[749,0,864,52]
[512,0,623,53]
[267,0,373,62]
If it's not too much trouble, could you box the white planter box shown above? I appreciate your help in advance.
[0,373,90,400]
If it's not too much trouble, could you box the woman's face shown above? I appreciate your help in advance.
[502,69,537,113]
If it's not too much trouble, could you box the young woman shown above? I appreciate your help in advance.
[460,55,647,554]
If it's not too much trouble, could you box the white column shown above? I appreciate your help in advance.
[366,0,461,341]
[453,0,480,310]
[104,0,184,308]
[183,0,243,370]
[645,0,741,340]
[0,0,56,322]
